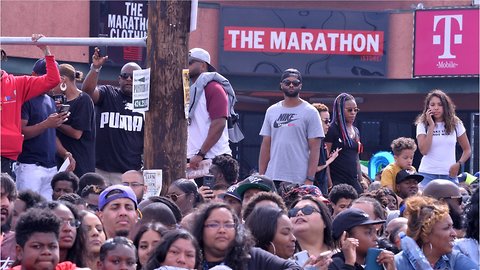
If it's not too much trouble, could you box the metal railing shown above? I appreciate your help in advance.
[0,37,147,47]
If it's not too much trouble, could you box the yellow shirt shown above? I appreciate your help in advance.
[380,163,417,192]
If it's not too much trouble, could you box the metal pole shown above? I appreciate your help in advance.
[0,37,147,47]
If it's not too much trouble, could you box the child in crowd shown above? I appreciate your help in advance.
[328,184,358,218]
[380,137,417,191]
[11,208,76,270]
[98,236,137,270]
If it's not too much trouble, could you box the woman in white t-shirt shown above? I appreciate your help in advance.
[415,89,471,187]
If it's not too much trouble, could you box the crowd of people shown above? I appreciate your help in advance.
[0,35,478,270]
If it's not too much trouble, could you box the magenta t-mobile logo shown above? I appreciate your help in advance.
[433,15,463,59]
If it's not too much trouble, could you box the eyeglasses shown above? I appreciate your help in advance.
[441,196,462,205]
[165,193,186,202]
[120,73,133,80]
[122,182,144,188]
[61,219,81,228]
[204,222,236,230]
[345,108,360,113]
[288,205,320,218]
[323,119,330,125]
[282,79,301,87]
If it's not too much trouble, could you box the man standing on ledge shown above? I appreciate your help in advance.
[82,48,144,184]
[259,68,323,188]
[187,48,231,169]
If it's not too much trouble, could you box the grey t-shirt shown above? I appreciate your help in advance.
[260,100,324,183]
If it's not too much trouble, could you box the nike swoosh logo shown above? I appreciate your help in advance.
[273,118,298,128]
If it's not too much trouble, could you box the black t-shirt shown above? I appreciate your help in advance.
[324,123,363,194]
[56,93,96,177]
[18,95,57,168]
[95,85,144,173]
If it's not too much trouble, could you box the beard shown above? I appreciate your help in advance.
[115,230,130,237]
[282,87,300,98]
[449,207,464,230]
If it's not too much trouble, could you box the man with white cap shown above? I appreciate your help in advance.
[187,48,232,169]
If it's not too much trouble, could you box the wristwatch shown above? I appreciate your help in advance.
[306,176,315,182]
[196,150,206,158]
[90,63,102,73]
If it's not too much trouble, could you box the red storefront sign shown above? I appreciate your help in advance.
[224,26,384,56]
[414,9,479,77]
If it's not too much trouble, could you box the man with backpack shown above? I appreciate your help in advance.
[187,48,239,169]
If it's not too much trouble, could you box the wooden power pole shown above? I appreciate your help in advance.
[144,0,191,193]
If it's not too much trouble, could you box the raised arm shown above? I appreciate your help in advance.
[81,47,108,104]
[22,34,60,101]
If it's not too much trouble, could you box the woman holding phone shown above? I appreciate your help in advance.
[53,64,95,177]
[415,89,471,187]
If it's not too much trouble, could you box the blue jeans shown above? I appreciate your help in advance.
[418,172,458,188]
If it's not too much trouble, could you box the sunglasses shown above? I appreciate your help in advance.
[345,108,360,113]
[288,205,320,218]
[323,119,330,125]
[188,59,203,66]
[166,193,186,202]
[441,196,463,205]
[120,73,133,80]
[282,79,301,87]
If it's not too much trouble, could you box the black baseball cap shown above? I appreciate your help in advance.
[219,184,242,202]
[332,208,385,239]
[281,68,302,82]
[236,175,277,198]
[32,58,59,75]
[395,169,424,185]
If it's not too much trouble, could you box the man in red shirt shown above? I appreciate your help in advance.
[0,34,60,177]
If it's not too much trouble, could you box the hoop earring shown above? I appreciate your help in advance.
[269,242,277,255]
[60,82,67,92]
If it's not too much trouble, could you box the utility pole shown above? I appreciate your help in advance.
[145,0,191,193]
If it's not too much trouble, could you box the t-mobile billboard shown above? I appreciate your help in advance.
[414,9,479,77]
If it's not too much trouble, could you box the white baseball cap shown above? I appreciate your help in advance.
[189,48,216,72]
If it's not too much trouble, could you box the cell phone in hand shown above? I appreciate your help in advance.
[53,94,66,104]
[59,104,70,113]
[294,250,309,266]
[203,175,215,188]
[365,248,383,270]
[318,250,332,260]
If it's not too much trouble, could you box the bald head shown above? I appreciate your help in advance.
[121,62,142,73]
[386,217,408,233]
[122,170,145,202]
[118,62,141,96]
[423,179,461,199]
